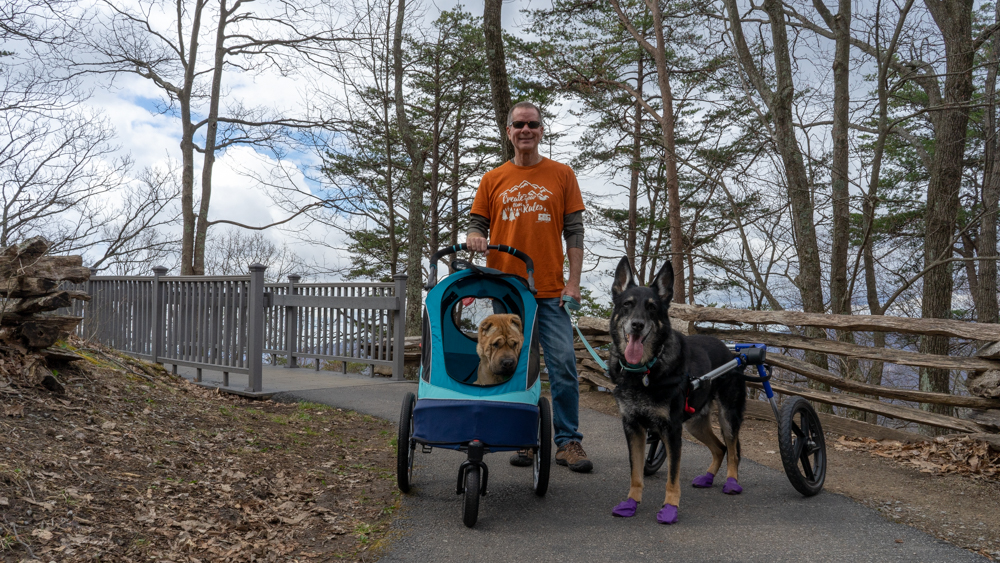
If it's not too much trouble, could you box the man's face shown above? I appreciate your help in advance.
[506,106,543,155]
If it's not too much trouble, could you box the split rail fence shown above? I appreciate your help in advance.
[64,266,407,392]
[572,304,1000,436]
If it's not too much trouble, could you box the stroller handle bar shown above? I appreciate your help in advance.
[426,244,536,294]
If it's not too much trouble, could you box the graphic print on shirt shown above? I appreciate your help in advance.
[498,180,552,223]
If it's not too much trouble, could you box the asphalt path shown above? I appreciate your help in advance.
[284,382,986,563]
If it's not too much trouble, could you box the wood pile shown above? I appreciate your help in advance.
[0,236,91,391]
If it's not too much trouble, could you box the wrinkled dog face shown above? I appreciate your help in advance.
[477,314,523,381]
[610,257,674,366]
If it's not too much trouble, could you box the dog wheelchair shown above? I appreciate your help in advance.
[396,244,551,527]
[642,344,827,496]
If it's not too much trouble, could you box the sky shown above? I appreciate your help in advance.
[72,0,626,292]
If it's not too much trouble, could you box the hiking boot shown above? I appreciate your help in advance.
[555,441,593,473]
[509,448,534,467]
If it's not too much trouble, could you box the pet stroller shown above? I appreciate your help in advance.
[396,244,551,527]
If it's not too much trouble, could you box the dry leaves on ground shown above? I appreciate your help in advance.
[0,339,399,562]
[834,435,1000,481]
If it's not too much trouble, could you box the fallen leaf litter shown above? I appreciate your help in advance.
[0,338,398,562]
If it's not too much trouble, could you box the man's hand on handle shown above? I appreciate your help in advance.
[467,233,489,256]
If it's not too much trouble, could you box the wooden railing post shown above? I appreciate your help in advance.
[392,274,407,381]
[81,267,99,338]
[151,266,167,364]
[247,263,266,393]
[285,274,301,368]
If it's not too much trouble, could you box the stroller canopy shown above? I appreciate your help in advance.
[419,266,539,405]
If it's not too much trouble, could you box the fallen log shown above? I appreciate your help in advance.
[694,327,1000,372]
[12,290,90,315]
[579,368,614,391]
[967,370,1000,399]
[767,354,1000,409]
[0,236,50,268]
[752,381,990,434]
[4,315,84,348]
[742,400,923,443]
[0,276,58,298]
[9,256,90,283]
[978,341,1000,360]
[668,303,1000,342]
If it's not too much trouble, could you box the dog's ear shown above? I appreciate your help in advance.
[509,315,522,331]
[612,256,636,299]
[650,260,675,303]
[479,318,495,336]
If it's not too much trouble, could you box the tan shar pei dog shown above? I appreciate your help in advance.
[475,314,524,386]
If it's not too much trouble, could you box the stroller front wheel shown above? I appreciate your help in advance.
[462,465,481,527]
[396,392,416,493]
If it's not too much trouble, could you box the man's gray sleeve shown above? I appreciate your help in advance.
[468,213,490,238]
[564,210,584,249]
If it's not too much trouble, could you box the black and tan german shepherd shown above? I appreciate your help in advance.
[608,257,747,525]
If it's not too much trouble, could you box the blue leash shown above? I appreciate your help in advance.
[562,295,608,371]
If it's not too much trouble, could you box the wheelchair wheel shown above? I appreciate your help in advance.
[644,431,666,476]
[462,465,481,528]
[396,392,416,493]
[777,396,826,497]
[533,397,552,496]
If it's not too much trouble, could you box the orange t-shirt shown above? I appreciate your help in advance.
[471,158,585,298]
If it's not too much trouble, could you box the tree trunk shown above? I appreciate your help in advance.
[726,0,829,405]
[483,0,513,162]
[978,1,1000,325]
[193,0,230,276]
[919,0,974,425]
[179,0,206,275]
[383,7,398,277]
[627,56,642,274]
[816,0,861,416]
[393,0,427,336]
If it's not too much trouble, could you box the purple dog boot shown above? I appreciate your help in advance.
[723,477,743,495]
[691,472,715,488]
[612,498,638,518]
[656,504,678,525]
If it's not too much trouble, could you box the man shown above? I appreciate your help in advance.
[467,101,592,473]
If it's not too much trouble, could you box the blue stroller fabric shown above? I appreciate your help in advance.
[413,266,541,451]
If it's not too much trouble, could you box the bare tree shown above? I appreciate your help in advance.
[723,0,830,401]
[204,227,305,282]
[86,164,182,274]
[0,92,131,250]
[67,0,353,274]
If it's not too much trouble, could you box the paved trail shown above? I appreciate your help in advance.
[280,379,985,563]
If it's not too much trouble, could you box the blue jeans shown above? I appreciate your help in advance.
[534,298,583,447]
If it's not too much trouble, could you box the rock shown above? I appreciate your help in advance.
[977,341,1000,360]
[967,370,1000,398]
[967,433,1000,453]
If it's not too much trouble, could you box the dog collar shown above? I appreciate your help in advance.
[619,357,658,387]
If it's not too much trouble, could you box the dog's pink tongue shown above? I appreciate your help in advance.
[625,335,644,365]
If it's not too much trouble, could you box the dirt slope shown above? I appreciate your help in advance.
[0,340,398,562]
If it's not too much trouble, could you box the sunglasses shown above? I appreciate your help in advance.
[508,120,542,130]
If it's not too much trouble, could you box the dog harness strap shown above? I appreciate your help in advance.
[683,372,696,414]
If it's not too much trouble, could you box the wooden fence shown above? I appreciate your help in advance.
[572,304,1000,436]
[66,268,408,393]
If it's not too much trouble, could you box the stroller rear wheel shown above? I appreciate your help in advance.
[533,397,552,496]
[462,465,481,528]
[644,430,666,476]
[396,392,416,493]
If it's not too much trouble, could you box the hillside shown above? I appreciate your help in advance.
[0,338,397,562]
